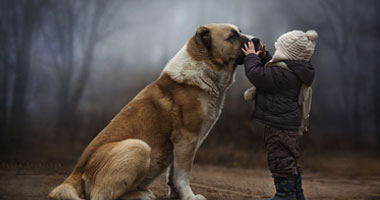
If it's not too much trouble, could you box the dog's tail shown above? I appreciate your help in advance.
[49,171,84,200]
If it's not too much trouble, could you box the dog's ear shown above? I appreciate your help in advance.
[195,26,211,50]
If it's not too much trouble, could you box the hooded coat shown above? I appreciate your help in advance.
[244,52,315,131]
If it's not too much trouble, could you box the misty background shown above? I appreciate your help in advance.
[1,0,380,167]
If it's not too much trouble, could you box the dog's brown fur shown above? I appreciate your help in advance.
[49,24,250,200]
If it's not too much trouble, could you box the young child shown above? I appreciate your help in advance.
[241,30,318,200]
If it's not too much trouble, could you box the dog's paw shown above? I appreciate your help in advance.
[168,188,180,199]
[194,194,207,200]
[119,189,156,200]
[187,194,206,200]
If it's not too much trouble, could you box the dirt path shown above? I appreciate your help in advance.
[0,164,379,200]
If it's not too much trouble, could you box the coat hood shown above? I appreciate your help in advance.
[284,60,315,86]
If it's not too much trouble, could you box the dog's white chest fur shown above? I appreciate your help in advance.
[162,43,235,149]
[196,93,224,149]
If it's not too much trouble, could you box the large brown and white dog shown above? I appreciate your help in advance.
[49,24,252,200]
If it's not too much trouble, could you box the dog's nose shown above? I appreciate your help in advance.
[241,34,255,48]
[242,34,254,40]
[251,38,261,51]
[251,38,260,43]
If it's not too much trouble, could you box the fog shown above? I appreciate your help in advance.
[1,0,380,163]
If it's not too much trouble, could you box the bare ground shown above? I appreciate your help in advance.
[0,163,379,200]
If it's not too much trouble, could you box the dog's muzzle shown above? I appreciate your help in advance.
[243,34,254,41]
[236,34,256,65]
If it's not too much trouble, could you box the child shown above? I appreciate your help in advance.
[241,30,318,200]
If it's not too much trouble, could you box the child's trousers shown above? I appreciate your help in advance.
[264,125,302,178]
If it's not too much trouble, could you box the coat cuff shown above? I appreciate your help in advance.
[259,51,272,64]
[244,53,261,64]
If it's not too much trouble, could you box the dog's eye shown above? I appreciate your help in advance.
[230,34,238,39]
[228,31,239,41]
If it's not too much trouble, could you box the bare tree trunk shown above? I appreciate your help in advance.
[69,0,107,113]
[9,0,46,137]
[0,33,9,137]
[10,31,33,131]
[52,1,76,126]
[375,110,380,149]
[373,50,380,149]
[0,2,9,135]
[37,0,125,142]
[41,0,110,142]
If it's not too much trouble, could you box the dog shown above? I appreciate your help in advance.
[49,23,252,200]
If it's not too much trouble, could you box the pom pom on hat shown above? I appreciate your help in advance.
[306,30,318,41]
[243,86,256,102]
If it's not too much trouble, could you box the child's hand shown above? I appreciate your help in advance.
[241,41,256,56]
[259,42,267,57]
[241,41,264,56]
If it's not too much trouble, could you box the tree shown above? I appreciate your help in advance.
[0,0,47,139]
[40,0,126,140]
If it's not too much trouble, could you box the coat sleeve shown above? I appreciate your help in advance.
[244,53,277,91]
[259,51,272,65]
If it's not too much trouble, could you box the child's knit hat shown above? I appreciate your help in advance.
[274,30,318,61]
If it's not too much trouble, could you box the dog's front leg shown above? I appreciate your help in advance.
[169,129,206,200]
[167,164,181,199]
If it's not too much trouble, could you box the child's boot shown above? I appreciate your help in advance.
[265,177,297,200]
[295,174,306,200]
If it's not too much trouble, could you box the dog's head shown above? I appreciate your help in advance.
[187,24,252,68]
